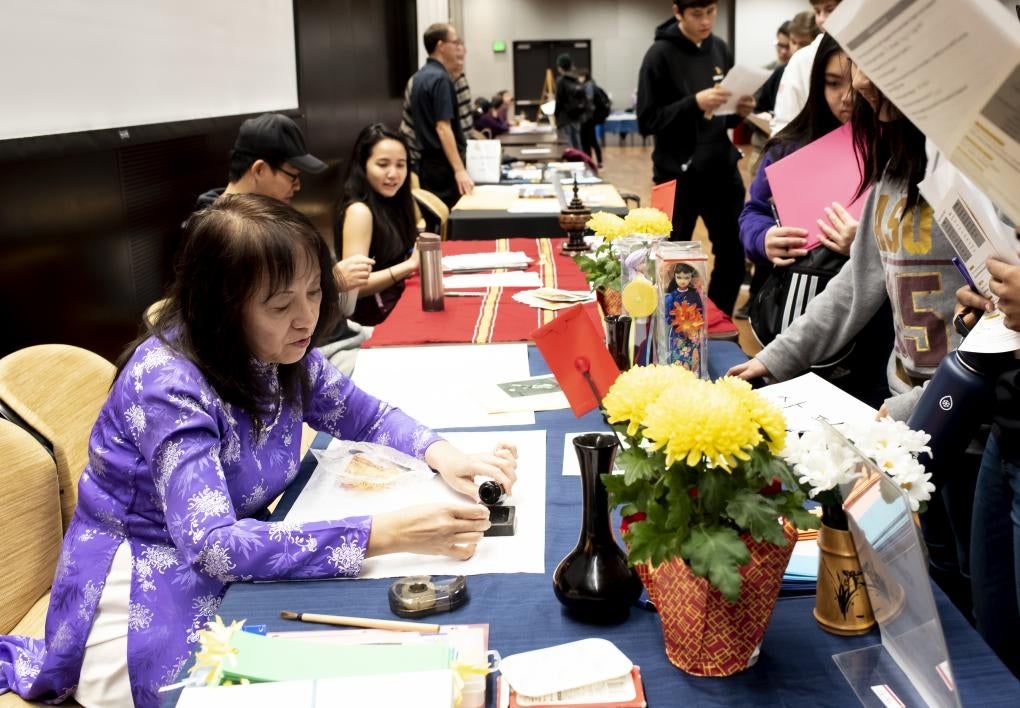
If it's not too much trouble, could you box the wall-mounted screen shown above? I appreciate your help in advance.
[0,0,298,141]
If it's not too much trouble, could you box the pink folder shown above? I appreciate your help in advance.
[764,123,870,250]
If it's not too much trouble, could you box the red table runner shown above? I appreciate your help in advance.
[363,238,736,347]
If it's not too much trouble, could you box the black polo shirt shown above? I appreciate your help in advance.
[410,58,465,157]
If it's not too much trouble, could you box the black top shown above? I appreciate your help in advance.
[756,64,786,115]
[340,202,414,327]
[637,18,742,181]
[410,58,464,158]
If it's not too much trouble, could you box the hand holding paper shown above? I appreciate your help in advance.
[714,64,770,116]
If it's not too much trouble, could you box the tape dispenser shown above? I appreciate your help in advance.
[388,575,469,619]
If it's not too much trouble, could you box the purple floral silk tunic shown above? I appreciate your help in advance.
[0,337,440,706]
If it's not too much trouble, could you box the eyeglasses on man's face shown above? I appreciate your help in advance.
[276,165,301,184]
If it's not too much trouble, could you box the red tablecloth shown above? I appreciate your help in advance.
[363,238,737,347]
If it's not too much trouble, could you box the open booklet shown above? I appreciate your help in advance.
[825,0,1020,225]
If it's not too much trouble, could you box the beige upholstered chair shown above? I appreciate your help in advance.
[412,187,450,241]
[0,345,115,532]
[0,419,62,698]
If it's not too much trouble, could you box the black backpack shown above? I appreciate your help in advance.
[592,85,611,124]
[749,246,894,407]
[562,78,593,122]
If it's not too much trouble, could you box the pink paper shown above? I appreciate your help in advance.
[765,123,870,250]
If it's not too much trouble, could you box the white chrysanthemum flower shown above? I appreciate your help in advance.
[888,461,935,512]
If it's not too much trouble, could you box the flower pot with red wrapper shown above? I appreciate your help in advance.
[601,365,819,676]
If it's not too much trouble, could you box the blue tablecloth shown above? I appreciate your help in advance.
[167,344,1019,706]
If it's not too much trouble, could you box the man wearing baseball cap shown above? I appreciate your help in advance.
[196,112,327,207]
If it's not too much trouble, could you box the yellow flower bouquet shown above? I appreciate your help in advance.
[601,365,819,601]
[602,365,821,675]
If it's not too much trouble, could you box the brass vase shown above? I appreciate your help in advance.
[813,519,875,636]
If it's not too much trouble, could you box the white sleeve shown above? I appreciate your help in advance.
[769,40,818,135]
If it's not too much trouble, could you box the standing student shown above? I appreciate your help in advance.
[729,65,975,612]
[338,124,421,327]
[958,255,1020,676]
[409,23,474,208]
[553,53,589,150]
[0,194,517,707]
[636,0,755,316]
[738,35,892,407]
[771,0,842,135]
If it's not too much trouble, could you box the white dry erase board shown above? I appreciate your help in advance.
[1,0,298,141]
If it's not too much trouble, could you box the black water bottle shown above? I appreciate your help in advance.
[906,350,1008,476]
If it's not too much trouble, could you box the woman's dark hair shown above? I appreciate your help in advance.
[118,193,340,429]
[337,123,416,263]
[851,71,927,213]
[765,34,847,158]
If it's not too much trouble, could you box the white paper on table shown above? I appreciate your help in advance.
[475,374,569,414]
[176,672,457,708]
[506,199,562,214]
[285,430,546,578]
[715,64,771,115]
[511,289,594,311]
[352,344,534,428]
[825,0,1020,225]
[561,432,625,477]
[757,373,878,434]
[443,272,543,288]
[520,147,553,156]
[442,251,532,272]
[959,311,1020,353]
[919,159,1020,299]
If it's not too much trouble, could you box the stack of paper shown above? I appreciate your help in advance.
[511,288,594,311]
[498,639,645,708]
[442,251,533,273]
[783,527,820,595]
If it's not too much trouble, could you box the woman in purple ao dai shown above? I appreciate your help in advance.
[0,194,518,706]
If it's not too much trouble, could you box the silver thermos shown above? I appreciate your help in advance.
[417,233,444,312]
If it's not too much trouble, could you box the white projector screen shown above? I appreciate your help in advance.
[1,0,298,141]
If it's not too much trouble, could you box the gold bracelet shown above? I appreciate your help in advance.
[388,267,398,285]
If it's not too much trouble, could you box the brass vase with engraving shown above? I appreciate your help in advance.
[814,507,875,635]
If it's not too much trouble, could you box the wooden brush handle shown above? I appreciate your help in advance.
[283,611,440,633]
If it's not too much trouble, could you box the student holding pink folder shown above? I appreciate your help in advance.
[735,35,892,406]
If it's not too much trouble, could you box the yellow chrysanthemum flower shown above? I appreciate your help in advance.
[715,376,787,454]
[585,211,627,241]
[641,382,763,470]
[622,207,672,236]
[603,365,694,436]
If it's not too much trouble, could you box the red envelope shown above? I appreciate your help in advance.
[531,304,621,417]
[651,179,677,221]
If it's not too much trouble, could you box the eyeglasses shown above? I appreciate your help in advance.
[276,166,301,184]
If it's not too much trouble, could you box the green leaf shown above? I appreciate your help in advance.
[618,447,656,484]
[726,491,787,545]
[681,526,749,602]
[767,456,801,491]
[664,482,693,532]
[785,505,822,531]
[697,469,733,517]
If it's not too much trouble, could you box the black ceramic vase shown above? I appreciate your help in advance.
[604,315,632,371]
[553,433,642,623]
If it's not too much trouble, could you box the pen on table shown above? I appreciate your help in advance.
[444,291,487,297]
[280,610,440,633]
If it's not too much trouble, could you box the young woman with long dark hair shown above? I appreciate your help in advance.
[338,123,420,327]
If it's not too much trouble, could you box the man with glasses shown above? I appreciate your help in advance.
[196,112,374,374]
[196,112,326,208]
[408,23,474,208]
